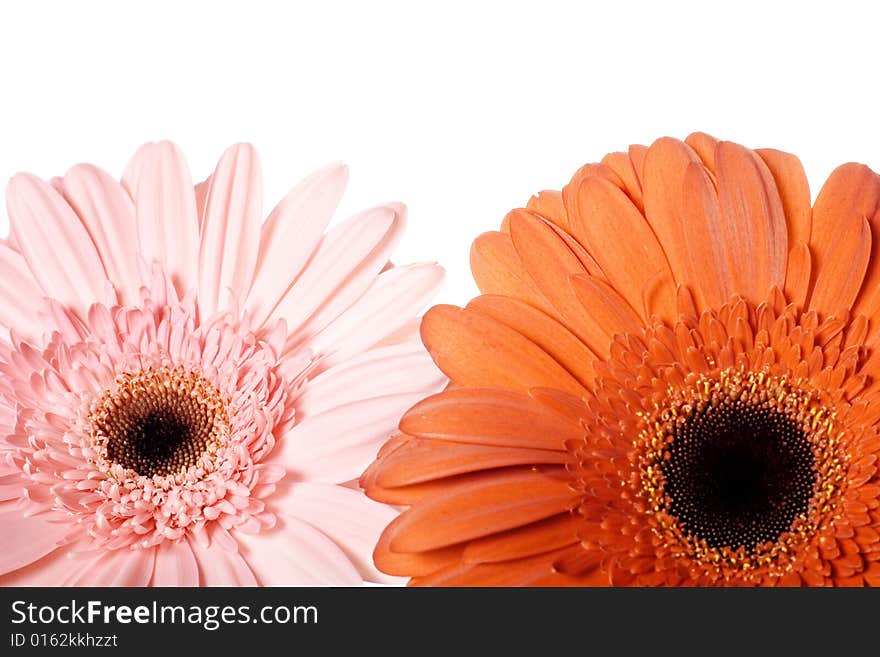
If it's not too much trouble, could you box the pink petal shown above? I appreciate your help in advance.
[0,545,93,586]
[272,482,403,584]
[189,536,257,586]
[0,242,43,342]
[269,204,404,338]
[234,513,360,585]
[194,176,210,228]
[296,342,445,418]
[123,141,200,299]
[39,299,88,343]
[65,547,155,586]
[373,316,422,347]
[0,479,23,501]
[309,263,444,365]
[272,391,426,483]
[0,507,72,576]
[198,144,262,316]
[247,163,348,325]
[6,173,108,315]
[61,164,142,305]
[151,539,199,587]
[0,467,24,501]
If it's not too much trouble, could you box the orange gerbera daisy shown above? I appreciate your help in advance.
[362,133,880,586]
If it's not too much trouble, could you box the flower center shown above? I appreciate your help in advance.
[662,399,815,550]
[89,368,230,478]
[638,369,846,571]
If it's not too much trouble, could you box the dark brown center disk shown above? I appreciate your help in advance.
[661,400,816,550]
[91,370,228,478]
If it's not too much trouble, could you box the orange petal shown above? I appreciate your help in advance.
[420,304,586,396]
[507,207,603,275]
[389,467,578,552]
[363,457,506,506]
[756,147,812,246]
[467,294,598,388]
[600,151,645,212]
[374,438,570,488]
[469,230,552,313]
[808,216,871,316]
[374,515,464,577]
[784,242,812,309]
[822,165,880,320]
[563,163,623,211]
[463,512,581,564]
[526,190,568,231]
[507,212,614,354]
[642,137,702,286]
[400,388,583,451]
[679,162,730,309]
[528,387,591,426]
[410,547,578,586]
[568,175,677,322]
[628,144,648,189]
[811,163,880,317]
[570,274,643,341]
[685,131,720,173]
[552,544,606,576]
[375,433,411,459]
[543,217,604,275]
[715,140,788,303]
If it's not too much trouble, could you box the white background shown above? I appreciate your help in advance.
[1,0,877,305]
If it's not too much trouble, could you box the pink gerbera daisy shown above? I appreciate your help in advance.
[0,142,445,586]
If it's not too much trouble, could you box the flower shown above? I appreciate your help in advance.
[362,133,880,586]
[0,142,445,586]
